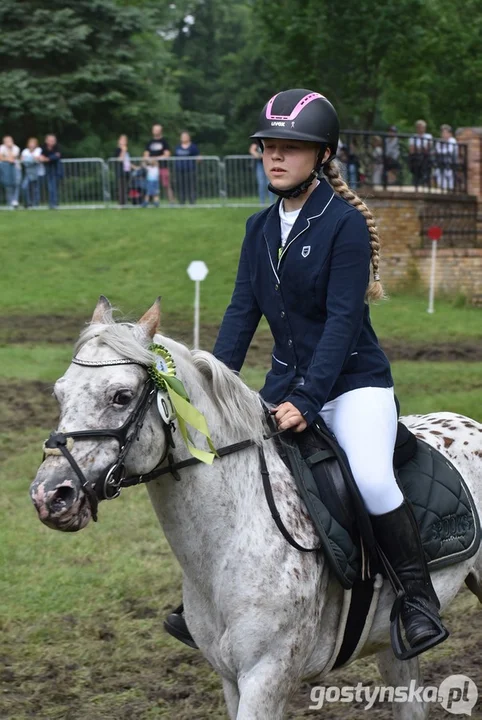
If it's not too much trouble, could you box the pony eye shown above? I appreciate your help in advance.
[113,390,133,406]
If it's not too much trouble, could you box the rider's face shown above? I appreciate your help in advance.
[262,139,320,190]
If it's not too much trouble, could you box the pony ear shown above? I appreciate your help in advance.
[138,297,161,339]
[91,295,112,324]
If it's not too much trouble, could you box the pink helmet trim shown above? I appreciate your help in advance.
[265,92,325,121]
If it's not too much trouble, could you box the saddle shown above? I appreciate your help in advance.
[272,417,480,590]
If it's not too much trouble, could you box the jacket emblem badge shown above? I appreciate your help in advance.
[301,246,311,258]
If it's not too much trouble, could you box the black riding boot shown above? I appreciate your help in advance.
[371,501,449,657]
[163,604,198,649]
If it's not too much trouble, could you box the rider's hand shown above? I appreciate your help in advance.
[272,402,308,433]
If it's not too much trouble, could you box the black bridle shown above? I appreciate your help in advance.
[43,356,267,524]
[43,360,163,521]
[43,356,312,555]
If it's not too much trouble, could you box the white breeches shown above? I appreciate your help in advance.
[319,386,404,515]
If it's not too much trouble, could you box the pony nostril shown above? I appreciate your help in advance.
[49,485,77,513]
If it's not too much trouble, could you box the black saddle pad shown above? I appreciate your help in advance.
[277,421,480,589]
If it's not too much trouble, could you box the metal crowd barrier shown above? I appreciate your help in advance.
[106,156,223,208]
[223,155,274,207]
[0,138,469,210]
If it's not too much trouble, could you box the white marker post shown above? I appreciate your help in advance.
[426,225,442,314]
[187,261,209,349]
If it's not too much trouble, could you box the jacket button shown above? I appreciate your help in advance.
[288,339,293,347]
[281,311,285,318]
[275,284,279,291]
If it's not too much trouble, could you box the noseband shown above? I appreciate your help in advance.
[43,357,173,522]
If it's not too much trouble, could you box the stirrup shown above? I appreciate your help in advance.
[390,591,449,660]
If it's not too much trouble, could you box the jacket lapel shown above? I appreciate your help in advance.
[263,201,283,280]
[262,179,336,278]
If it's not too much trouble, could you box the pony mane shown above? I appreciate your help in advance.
[192,350,265,444]
[75,317,265,444]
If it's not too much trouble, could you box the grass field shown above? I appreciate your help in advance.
[1,209,481,719]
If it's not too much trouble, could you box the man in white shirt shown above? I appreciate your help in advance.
[408,120,433,189]
[0,135,21,207]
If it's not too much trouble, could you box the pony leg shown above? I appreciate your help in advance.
[376,648,429,720]
[236,664,294,720]
[222,677,240,719]
[465,551,482,602]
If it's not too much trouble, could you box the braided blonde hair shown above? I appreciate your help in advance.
[323,160,385,301]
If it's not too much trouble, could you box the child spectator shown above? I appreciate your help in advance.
[174,131,200,205]
[143,159,160,207]
[21,137,42,207]
[0,135,21,208]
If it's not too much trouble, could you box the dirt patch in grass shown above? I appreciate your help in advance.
[1,314,481,364]
[0,380,57,434]
[1,589,480,719]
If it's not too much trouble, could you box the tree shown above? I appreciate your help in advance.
[0,0,179,153]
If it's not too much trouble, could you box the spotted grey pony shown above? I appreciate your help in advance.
[30,298,482,720]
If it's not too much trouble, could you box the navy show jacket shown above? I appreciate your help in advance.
[213,178,393,425]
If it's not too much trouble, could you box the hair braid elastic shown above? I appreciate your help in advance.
[324,160,385,301]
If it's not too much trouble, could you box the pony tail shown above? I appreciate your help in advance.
[324,160,386,301]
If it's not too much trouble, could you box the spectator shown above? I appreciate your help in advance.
[0,135,21,208]
[370,135,384,186]
[408,119,432,188]
[20,137,42,208]
[144,123,175,203]
[336,140,349,181]
[174,131,200,205]
[40,134,62,209]
[249,141,274,205]
[384,125,401,185]
[346,137,361,188]
[114,134,132,206]
[434,124,457,192]
[143,158,160,207]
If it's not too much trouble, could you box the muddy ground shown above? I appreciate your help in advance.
[1,313,482,363]
[2,314,481,718]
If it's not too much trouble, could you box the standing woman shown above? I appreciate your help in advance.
[164,89,447,656]
[40,134,62,209]
[174,131,200,205]
[114,134,132,206]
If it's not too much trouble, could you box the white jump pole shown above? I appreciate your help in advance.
[187,261,209,350]
[426,226,442,315]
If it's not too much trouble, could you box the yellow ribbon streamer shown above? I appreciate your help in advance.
[148,344,217,465]
[162,379,218,465]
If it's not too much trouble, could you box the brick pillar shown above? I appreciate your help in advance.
[456,127,482,201]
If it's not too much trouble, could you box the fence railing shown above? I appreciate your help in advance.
[0,135,469,210]
[339,131,467,194]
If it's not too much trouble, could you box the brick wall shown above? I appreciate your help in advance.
[412,248,482,302]
[358,189,481,299]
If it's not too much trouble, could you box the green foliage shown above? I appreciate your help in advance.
[0,0,179,152]
[1,0,481,152]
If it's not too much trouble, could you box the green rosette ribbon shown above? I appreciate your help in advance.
[149,343,217,465]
